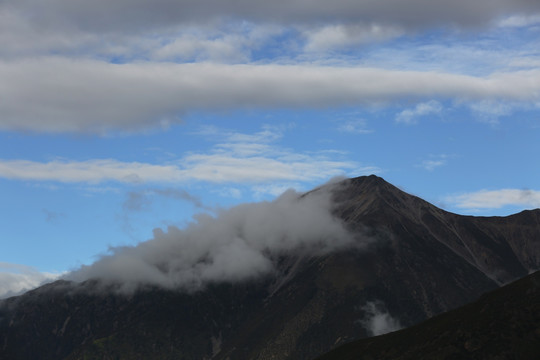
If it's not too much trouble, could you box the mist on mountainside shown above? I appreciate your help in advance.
[66,179,362,292]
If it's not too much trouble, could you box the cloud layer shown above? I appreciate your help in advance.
[2,0,539,134]
[1,59,539,133]
[0,126,363,184]
[4,0,540,33]
[66,183,357,291]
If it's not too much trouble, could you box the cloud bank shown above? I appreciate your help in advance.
[1,59,539,133]
[66,183,357,291]
[4,0,540,33]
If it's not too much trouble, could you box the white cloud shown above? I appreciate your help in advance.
[0,159,181,183]
[416,154,452,171]
[0,156,354,184]
[0,127,359,184]
[66,183,360,291]
[361,301,401,336]
[1,59,539,133]
[0,262,61,298]
[396,100,443,124]
[216,187,243,199]
[337,119,373,134]
[419,160,445,171]
[447,189,540,209]
[468,100,514,124]
[152,34,248,62]
[304,24,403,52]
[497,14,540,27]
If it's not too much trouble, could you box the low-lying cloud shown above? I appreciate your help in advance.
[361,301,402,336]
[0,263,61,299]
[66,182,357,292]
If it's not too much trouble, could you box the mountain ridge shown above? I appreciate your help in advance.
[1,175,539,360]
[331,176,539,284]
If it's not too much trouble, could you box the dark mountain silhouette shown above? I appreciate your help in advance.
[0,175,539,359]
[316,270,540,360]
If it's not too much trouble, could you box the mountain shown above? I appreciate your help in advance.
[1,175,539,359]
[316,270,540,360]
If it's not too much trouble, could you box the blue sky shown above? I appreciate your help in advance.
[1,0,540,296]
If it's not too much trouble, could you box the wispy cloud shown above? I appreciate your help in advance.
[337,119,373,134]
[416,154,452,171]
[0,262,61,298]
[497,14,540,28]
[396,100,443,125]
[303,24,403,52]
[123,188,207,211]
[42,208,66,223]
[419,160,445,171]
[468,100,514,125]
[447,189,540,209]
[0,127,360,185]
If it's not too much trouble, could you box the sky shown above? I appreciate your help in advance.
[1,0,540,297]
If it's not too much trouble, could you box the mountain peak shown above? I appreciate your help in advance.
[330,174,426,224]
[1,176,539,360]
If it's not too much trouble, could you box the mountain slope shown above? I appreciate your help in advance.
[0,175,539,360]
[316,270,540,360]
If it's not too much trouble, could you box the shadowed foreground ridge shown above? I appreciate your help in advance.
[0,175,539,360]
[316,270,540,360]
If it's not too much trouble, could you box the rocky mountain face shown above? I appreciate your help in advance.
[316,270,540,360]
[1,175,539,360]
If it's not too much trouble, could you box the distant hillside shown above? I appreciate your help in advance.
[316,270,540,360]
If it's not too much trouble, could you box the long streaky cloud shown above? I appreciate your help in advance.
[0,157,359,184]
[4,0,540,33]
[1,59,539,133]
[0,159,180,184]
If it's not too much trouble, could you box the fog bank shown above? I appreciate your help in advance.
[66,184,355,291]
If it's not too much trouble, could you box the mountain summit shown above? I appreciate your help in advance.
[332,175,539,285]
[1,175,539,359]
